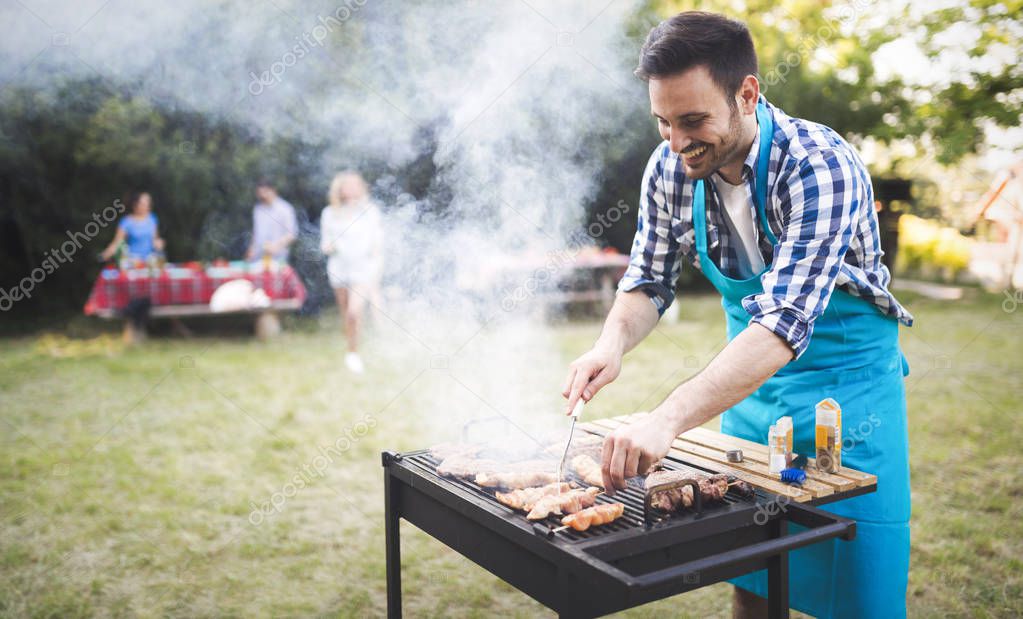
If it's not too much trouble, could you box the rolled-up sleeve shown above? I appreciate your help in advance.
[618,143,681,314]
[742,151,864,358]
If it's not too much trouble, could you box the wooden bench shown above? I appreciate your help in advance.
[92,298,303,343]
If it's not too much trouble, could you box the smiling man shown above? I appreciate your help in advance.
[562,11,912,619]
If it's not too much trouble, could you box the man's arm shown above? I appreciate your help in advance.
[562,144,677,413]
[280,204,298,249]
[562,290,659,413]
[246,208,257,260]
[601,323,792,490]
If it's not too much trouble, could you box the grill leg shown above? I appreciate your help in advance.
[766,518,790,619]
[385,472,402,619]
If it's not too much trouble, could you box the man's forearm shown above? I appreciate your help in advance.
[595,290,661,355]
[656,323,794,435]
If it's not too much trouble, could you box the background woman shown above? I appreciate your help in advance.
[320,171,383,374]
[101,191,164,262]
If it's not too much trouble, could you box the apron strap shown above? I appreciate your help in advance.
[752,102,777,246]
[694,181,708,255]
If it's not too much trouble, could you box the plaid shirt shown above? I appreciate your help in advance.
[620,97,912,358]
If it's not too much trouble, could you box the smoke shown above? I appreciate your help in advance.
[1,0,646,447]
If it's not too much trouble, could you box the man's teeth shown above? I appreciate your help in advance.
[684,145,707,159]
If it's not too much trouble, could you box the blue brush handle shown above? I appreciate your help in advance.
[780,468,807,484]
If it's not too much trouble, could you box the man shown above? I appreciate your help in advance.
[562,12,912,619]
[246,179,298,262]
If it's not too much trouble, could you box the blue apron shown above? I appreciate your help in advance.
[695,103,911,618]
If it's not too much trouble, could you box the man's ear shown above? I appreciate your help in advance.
[736,75,760,114]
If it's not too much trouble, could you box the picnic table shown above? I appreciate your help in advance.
[84,261,306,341]
[456,248,631,315]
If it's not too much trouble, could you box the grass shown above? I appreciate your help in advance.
[1,289,1021,618]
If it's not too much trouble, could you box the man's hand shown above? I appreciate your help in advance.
[562,344,622,414]
[600,413,676,493]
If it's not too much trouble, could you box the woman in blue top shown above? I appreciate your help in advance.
[101,191,165,261]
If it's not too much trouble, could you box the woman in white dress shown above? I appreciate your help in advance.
[320,171,383,374]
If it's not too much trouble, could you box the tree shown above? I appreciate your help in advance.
[643,0,1022,165]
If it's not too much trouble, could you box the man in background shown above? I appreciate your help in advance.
[246,179,297,262]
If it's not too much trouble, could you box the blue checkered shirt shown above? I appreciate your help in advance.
[620,97,913,358]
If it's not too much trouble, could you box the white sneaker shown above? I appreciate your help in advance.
[345,352,365,374]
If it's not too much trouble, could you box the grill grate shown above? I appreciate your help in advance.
[404,448,755,542]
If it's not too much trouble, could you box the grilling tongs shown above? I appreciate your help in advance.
[556,399,586,486]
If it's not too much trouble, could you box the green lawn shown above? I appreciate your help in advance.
[1,290,1021,618]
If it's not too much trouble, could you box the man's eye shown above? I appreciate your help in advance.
[657,118,668,126]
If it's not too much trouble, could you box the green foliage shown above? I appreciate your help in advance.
[644,0,1022,164]
[0,79,325,316]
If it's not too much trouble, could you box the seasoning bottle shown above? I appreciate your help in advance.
[776,416,793,465]
[815,398,842,473]
[768,424,786,473]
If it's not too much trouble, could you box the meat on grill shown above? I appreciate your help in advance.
[571,454,604,488]
[644,471,731,512]
[560,502,625,531]
[435,455,501,480]
[526,487,601,520]
[494,482,572,511]
[475,460,560,489]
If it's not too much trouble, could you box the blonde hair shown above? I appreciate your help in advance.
[327,171,369,206]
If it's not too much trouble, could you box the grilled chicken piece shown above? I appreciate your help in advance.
[560,502,625,531]
[644,471,732,512]
[495,482,572,511]
[436,455,500,480]
[526,487,601,520]
[477,470,559,489]
[571,454,604,488]
[475,460,560,489]
[729,476,755,498]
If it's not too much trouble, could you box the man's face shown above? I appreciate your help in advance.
[649,65,745,179]
[256,186,275,203]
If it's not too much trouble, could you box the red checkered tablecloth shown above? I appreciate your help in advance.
[84,263,306,315]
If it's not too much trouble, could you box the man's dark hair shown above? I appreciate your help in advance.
[636,11,758,100]
[256,178,275,190]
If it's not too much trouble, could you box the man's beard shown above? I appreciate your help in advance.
[680,106,745,179]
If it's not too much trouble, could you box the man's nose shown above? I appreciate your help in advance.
[669,132,691,155]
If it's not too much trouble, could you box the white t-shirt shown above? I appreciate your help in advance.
[713,173,766,279]
[320,201,383,285]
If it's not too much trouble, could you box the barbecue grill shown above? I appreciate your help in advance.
[383,426,874,619]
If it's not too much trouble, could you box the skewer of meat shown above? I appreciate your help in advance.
[557,503,625,532]
[494,482,572,511]
[526,487,600,520]
[475,460,560,489]
[644,471,750,512]
[436,455,501,480]
[570,454,604,488]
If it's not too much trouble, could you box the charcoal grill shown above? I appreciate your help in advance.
[383,436,865,619]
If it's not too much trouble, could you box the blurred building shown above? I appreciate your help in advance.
[970,160,1023,290]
